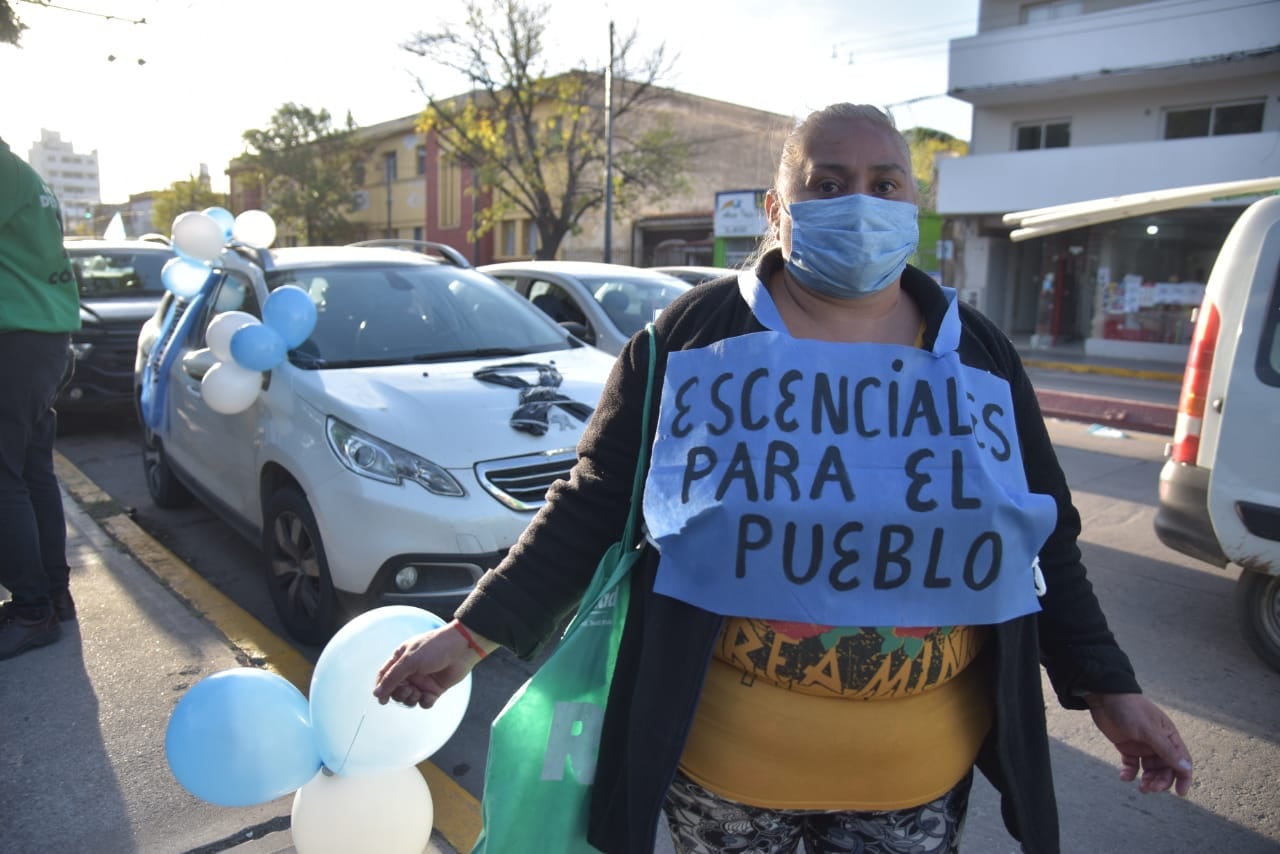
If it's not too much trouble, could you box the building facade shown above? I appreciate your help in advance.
[938,0,1280,363]
[226,83,793,267]
[26,129,101,234]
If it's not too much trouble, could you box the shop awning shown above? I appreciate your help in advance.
[1002,177,1280,242]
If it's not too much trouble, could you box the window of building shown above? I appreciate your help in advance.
[525,220,539,257]
[501,220,518,257]
[1021,0,1082,24]
[353,160,366,186]
[1164,99,1265,140]
[416,145,427,177]
[413,226,424,242]
[1014,120,1071,150]
[438,155,463,229]
[383,151,398,183]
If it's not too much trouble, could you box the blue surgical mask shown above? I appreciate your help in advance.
[785,194,919,298]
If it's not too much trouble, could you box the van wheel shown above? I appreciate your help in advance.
[262,487,339,646]
[141,428,192,508]
[1235,570,1280,673]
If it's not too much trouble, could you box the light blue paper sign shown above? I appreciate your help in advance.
[643,296,1057,627]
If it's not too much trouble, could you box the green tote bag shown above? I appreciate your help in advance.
[472,324,658,854]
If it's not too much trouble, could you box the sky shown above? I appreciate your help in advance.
[1,0,980,203]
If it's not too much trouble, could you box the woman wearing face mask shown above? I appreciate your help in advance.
[374,103,1193,854]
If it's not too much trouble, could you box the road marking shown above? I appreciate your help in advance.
[1021,357,1183,383]
[53,451,483,852]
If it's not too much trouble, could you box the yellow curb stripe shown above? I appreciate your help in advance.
[1021,358,1183,383]
[55,451,482,852]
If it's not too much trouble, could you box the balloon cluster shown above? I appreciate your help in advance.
[161,206,276,299]
[165,607,469,854]
[160,207,317,415]
[201,284,317,415]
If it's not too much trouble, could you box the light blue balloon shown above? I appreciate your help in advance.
[230,322,287,372]
[202,206,236,241]
[263,285,319,349]
[161,256,212,299]
[310,606,471,776]
[165,668,322,807]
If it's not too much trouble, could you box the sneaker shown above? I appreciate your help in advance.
[0,608,61,661]
[50,589,76,622]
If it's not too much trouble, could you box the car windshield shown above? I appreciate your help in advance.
[578,274,690,337]
[68,249,172,298]
[267,264,576,368]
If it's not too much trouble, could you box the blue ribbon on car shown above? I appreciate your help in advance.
[139,292,207,434]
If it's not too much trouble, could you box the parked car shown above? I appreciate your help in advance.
[62,236,175,412]
[135,240,616,644]
[480,260,691,355]
[1154,194,1280,672]
[651,265,741,286]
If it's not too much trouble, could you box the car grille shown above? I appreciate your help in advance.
[474,449,577,511]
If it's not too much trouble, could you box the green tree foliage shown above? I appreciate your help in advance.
[902,127,969,212]
[152,178,228,236]
[402,0,689,259]
[1,1,25,46]
[241,104,369,245]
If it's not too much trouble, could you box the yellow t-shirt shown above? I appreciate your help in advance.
[678,619,991,810]
[677,324,994,810]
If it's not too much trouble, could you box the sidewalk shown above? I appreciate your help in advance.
[0,457,471,854]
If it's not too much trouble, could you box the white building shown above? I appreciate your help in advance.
[27,129,101,231]
[938,0,1280,363]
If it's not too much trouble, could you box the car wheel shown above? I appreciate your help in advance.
[1235,569,1280,673]
[141,428,193,508]
[262,487,340,646]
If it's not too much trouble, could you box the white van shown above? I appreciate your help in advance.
[1153,194,1280,672]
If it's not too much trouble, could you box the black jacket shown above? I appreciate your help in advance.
[457,255,1141,854]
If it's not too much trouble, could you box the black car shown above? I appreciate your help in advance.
[62,237,175,412]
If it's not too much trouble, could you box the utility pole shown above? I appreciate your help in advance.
[603,21,615,264]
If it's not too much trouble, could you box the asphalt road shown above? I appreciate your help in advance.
[54,406,1279,853]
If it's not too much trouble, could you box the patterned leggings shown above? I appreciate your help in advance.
[662,770,973,854]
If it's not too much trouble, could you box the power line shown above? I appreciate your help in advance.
[16,0,147,25]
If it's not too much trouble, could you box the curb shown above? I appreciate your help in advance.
[52,452,482,854]
[1021,357,1184,384]
[1034,389,1177,436]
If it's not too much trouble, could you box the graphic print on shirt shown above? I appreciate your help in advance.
[718,618,987,698]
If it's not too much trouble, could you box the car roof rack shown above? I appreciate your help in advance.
[345,239,472,269]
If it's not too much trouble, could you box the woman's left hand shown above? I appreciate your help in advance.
[1086,692,1194,796]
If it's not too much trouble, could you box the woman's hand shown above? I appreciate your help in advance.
[373,620,497,709]
[1086,692,1194,796]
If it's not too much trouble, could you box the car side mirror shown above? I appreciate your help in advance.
[181,348,217,381]
[561,321,593,345]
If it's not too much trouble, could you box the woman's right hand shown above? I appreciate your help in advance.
[372,620,496,709]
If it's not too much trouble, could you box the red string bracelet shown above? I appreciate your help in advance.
[453,620,489,659]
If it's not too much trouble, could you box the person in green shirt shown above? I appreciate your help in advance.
[0,136,81,660]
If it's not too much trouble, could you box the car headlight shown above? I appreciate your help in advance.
[325,417,465,497]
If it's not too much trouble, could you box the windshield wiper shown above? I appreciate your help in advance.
[300,357,403,369]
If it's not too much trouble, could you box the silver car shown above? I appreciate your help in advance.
[480,261,691,355]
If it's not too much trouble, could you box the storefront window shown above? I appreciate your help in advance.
[1092,212,1234,346]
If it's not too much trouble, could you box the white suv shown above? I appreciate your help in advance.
[136,241,616,644]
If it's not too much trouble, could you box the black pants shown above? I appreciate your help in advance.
[0,331,72,612]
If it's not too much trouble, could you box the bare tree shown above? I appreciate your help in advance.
[402,0,689,259]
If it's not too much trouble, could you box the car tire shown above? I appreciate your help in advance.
[141,428,193,508]
[262,486,340,646]
[1235,569,1280,673]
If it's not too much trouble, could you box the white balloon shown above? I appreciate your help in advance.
[291,767,433,854]
[171,211,226,262]
[233,209,277,249]
[206,311,258,363]
[201,361,262,415]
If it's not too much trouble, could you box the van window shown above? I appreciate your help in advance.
[1258,263,1280,387]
